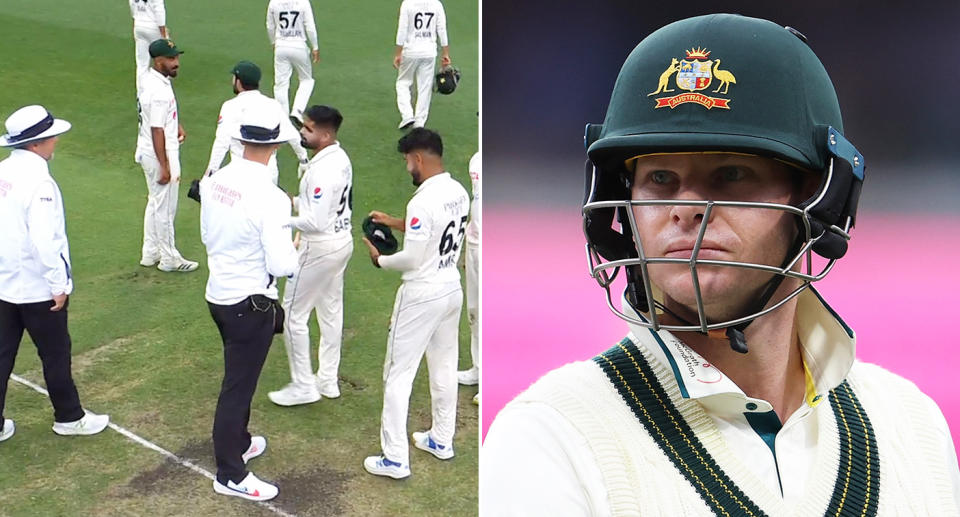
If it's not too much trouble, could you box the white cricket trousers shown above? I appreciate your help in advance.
[133,23,161,93]
[395,56,436,127]
[466,240,479,372]
[281,238,353,388]
[274,45,314,117]
[138,151,183,264]
[380,281,462,465]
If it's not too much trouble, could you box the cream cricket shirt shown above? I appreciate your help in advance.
[136,68,179,161]
[378,172,469,283]
[129,0,165,27]
[466,152,480,246]
[291,141,352,242]
[396,0,448,59]
[482,288,960,515]
[200,158,298,305]
[266,0,319,51]
[205,90,305,175]
[0,150,73,303]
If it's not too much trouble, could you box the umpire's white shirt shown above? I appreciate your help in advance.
[136,68,179,160]
[267,0,319,50]
[396,0,448,58]
[291,141,352,242]
[0,150,73,303]
[205,90,302,176]
[200,158,298,305]
[379,172,469,283]
[129,0,165,27]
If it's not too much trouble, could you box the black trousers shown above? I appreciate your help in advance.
[208,296,275,485]
[0,298,84,424]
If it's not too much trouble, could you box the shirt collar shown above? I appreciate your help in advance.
[149,68,171,86]
[10,149,50,170]
[309,141,341,163]
[413,171,450,194]
[623,287,855,417]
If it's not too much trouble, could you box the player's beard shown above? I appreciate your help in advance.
[410,167,423,186]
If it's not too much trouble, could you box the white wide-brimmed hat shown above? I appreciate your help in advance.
[0,105,72,147]
[232,97,297,145]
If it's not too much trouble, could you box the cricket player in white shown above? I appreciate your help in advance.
[394,0,450,129]
[457,152,480,403]
[266,0,320,124]
[130,0,168,93]
[269,105,353,406]
[136,39,197,272]
[205,61,308,186]
[361,128,469,479]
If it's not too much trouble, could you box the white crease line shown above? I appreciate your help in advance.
[10,373,297,517]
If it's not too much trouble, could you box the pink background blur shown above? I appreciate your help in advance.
[482,209,960,452]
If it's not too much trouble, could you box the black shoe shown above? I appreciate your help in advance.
[289,115,303,130]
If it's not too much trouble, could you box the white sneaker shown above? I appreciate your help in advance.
[398,119,414,130]
[213,472,278,501]
[412,431,454,460]
[268,383,321,406]
[242,436,266,464]
[363,454,410,479]
[52,410,109,436]
[457,367,479,386]
[158,259,198,273]
[139,255,159,267]
[473,393,479,406]
[316,377,340,399]
[0,419,14,442]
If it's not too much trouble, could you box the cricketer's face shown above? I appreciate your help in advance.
[404,152,423,186]
[629,153,813,323]
[299,119,330,150]
[157,55,180,78]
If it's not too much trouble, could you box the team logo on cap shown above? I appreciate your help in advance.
[410,217,422,230]
[648,48,736,110]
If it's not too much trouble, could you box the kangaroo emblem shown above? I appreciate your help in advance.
[648,58,679,96]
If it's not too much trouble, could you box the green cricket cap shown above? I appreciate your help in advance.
[231,61,262,86]
[149,39,184,58]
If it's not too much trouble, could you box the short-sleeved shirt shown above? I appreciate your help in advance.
[396,0,448,58]
[136,68,179,160]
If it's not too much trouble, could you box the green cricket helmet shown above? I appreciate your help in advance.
[582,14,865,351]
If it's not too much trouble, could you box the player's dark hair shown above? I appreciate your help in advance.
[238,78,259,90]
[304,105,343,131]
[397,128,443,156]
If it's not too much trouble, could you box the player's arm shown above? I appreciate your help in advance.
[376,200,431,270]
[304,1,319,61]
[437,4,450,66]
[151,0,168,37]
[205,105,231,175]
[394,4,408,68]
[265,3,277,45]
[290,167,335,233]
[26,181,71,309]
[261,190,299,278]
[369,210,404,232]
[148,93,171,184]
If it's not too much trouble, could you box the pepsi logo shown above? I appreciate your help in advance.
[313,187,323,199]
[410,217,422,230]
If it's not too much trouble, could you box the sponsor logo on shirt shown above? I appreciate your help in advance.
[410,217,421,230]
[313,187,323,199]
[0,179,11,198]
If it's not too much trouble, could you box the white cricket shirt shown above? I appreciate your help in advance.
[129,0,165,27]
[200,158,298,305]
[0,150,73,303]
[266,0,319,50]
[396,0,448,58]
[291,141,352,242]
[136,68,179,160]
[466,152,480,245]
[205,90,304,177]
[378,172,469,283]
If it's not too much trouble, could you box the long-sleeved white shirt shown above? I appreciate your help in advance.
[466,152,480,245]
[136,68,179,160]
[291,142,352,241]
[378,172,468,283]
[0,150,73,303]
[396,0,448,58]
[200,158,298,305]
[129,0,165,27]
[266,0,318,50]
[205,90,305,178]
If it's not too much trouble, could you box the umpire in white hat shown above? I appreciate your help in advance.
[200,96,299,501]
[0,105,109,442]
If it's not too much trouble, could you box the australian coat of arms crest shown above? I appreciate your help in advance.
[648,48,736,109]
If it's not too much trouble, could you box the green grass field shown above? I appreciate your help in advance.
[0,1,478,515]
